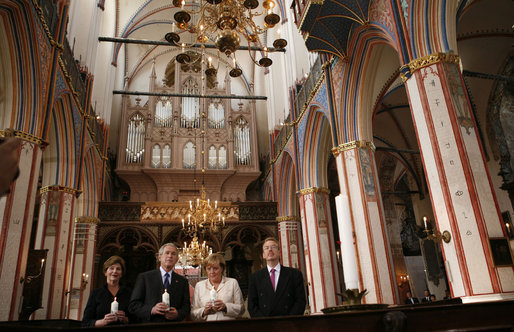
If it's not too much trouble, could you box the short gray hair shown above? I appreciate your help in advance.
[159,243,178,255]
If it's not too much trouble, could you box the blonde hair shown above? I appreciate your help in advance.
[203,253,226,273]
[103,255,126,276]
[262,237,280,248]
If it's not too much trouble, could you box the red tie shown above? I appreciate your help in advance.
[270,268,276,291]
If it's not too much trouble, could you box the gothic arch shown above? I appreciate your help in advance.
[277,151,298,216]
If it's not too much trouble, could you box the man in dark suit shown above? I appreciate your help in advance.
[248,237,306,317]
[129,243,190,322]
[404,291,419,304]
[421,289,431,302]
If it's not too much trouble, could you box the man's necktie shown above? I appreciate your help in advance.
[270,268,276,291]
[164,272,170,289]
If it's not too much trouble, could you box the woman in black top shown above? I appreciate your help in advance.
[82,256,132,327]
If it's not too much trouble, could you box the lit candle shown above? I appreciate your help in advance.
[210,288,216,305]
[277,28,281,39]
[190,201,192,210]
[222,217,225,227]
[181,43,185,53]
[208,57,212,67]
[184,242,187,248]
[40,259,45,270]
[264,47,268,57]
[506,223,511,235]
[232,57,236,68]
[197,198,200,206]
[203,213,206,222]
[207,199,210,207]
[162,289,170,307]
[214,201,217,209]
[188,214,191,224]
[111,297,119,315]
[423,216,428,229]
[182,219,185,228]
[181,0,185,9]
[218,213,221,222]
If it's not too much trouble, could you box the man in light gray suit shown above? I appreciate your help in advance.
[129,243,190,322]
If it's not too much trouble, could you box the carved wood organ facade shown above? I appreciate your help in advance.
[116,54,260,203]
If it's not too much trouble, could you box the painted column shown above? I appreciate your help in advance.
[298,187,340,313]
[277,215,305,274]
[0,131,46,320]
[66,216,98,320]
[332,141,396,304]
[401,52,514,300]
[33,186,78,319]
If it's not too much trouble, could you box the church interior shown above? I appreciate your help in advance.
[0,0,513,329]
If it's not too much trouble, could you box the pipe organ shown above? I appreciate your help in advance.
[116,54,260,202]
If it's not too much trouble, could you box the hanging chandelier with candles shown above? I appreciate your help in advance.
[180,234,212,267]
[165,0,287,77]
[182,185,226,236]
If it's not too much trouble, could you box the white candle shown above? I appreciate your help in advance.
[182,219,185,228]
[162,289,170,307]
[423,216,427,229]
[111,297,119,314]
[277,28,281,39]
[210,288,216,305]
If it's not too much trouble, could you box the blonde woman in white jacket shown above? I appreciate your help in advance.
[191,253,245,321]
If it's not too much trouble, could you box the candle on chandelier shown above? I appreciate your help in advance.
[207,199,210,207]
[208,57,212,67]
[277,28,281,39]
[190,201,192,210]
[197,198,200,207]
[172,23,176,33]
[214,201,217,209]
[222,217,225,227]
[182,219,185,228]
[188,214,191,224]
[184,241,187,249]
[181,0,185,10]
[203,213,206,222]
[218,213,221,222]
[264,47,268,57]
[181,43,185,53]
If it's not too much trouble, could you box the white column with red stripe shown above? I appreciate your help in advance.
[298,187,340,313]
[402,52,514,299]
[332,141,396,304]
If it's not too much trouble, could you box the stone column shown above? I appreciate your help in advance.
[401,52,514,299]
[277,215,305,274]
[66,216,98,320]
[33,186,78,319]
[0,131,46,320]
[298,187,340,313]
[332,140,397,304]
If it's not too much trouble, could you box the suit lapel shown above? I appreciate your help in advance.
[274,267,290,298]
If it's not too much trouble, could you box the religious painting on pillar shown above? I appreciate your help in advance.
[489,237,514,267]
[358,149,376,197]
[315,192,327,229]
[444,62,474,134]
[400,206,421,256]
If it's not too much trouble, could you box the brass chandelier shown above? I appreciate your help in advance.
[165,0,287,77]
[181,185,226,235]
[180,234,212,267]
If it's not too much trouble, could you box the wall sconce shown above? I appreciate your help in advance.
[423,216,451,243]
[81,273,89,290]
[397,274,409,287]
[20,259,45,284]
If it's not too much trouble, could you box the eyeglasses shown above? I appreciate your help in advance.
[263,245,279,251]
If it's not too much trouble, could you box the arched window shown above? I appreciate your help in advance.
[208,146,217,169]
[162,144,171,168]
[151,144,161,168]
[234,117,251,165]
[219,146,227,169]
[126,113,145,163]
[181,78,199,128]
[155,99,173,127]
[208,100,225,129]
[183,141,196,169]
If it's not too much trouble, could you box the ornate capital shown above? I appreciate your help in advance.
[75,216,100,224]
[276,215,300,222]
[297,187,330,196]
[332,140,375,156]
[40,185,81,197]
[0,129,48,148]
[400,52,460,82]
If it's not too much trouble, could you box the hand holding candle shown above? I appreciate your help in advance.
[111,297,119,315]
[162,289,170,308]
[210,288,216,306]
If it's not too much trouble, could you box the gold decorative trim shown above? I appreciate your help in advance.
[276,215,300,222]
[332,140,375,156]
[0,129,49,147]
[75,216,100,224]
[40,185,81,196]
[400,52,460,82]
[32,0,63,51]
[297,187,330,195]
